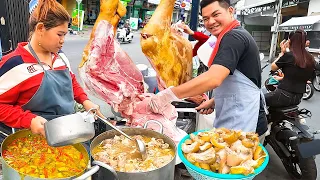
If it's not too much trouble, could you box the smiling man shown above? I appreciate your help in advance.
[149,0,267,137]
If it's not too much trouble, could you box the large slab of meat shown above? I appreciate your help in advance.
[80,0,126,68]
[140,0,193,90]
[78,0,184,143]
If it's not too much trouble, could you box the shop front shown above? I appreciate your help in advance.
[63,0,191,28]
[0,0,29,55]
[279,15,320,54]
[126,0,157,19]
[147,0,192,23]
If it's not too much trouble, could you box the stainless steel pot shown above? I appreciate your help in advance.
[44,108,122,147]
[44,112,96,147]
[0,129,104,180]
[90,120,177,180]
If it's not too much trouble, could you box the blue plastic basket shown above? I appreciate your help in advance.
[178,130,269,180]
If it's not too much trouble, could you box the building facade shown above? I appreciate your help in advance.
[307,0,320,16]
[0,0,29,56]
[237,0,320,59]
[58,0,192,26]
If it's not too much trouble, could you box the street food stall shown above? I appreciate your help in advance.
[0,0,271,179]
[0,123,269,180]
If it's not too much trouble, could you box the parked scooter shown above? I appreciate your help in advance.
[312,55,320,91]
[262,64,320,179]
[116,25,133,43]
[265,105,319,179]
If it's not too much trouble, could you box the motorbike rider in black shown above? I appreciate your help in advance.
[265,29,315,107]
[124,20,131,36]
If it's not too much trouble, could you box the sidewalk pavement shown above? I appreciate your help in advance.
[65,25,93,41]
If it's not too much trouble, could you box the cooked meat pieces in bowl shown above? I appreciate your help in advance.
[92,135,175,172]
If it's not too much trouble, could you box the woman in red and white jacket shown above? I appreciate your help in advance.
[175,22,210,57]
[0,0,100,136]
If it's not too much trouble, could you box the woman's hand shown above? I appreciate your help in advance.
[30,116,47,136]
[273,75,283,81]
[280,39,290,53]
[195,98,215,115]
[83,100,105,118]
[176,22,194,35]
[170,25,183,36]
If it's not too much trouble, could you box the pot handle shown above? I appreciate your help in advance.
[74,165,100,180]
[143,120,163,134]
[75,161,119,180]
[93,161,119,180]
[0,130,9,137]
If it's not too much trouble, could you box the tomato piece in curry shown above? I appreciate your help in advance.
[3,135,87,178]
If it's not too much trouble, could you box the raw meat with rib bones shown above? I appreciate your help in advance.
[79,20,184,143]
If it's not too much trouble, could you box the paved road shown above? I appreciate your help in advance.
[62,31,320,180]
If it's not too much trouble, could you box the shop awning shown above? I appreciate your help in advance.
[237,0,276,11]
[278,15,320,32]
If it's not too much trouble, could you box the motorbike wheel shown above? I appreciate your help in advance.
[284,154,317,180]
[279,130,317,180]
[312,75,320,91]
[302,83,314,100]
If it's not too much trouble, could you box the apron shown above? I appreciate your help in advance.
[214,69,267,132]
[22,43,75,120]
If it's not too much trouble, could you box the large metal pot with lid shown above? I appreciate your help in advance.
[89,120,177,180]
[0,129,104,180]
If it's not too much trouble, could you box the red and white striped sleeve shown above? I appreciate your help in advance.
[0,54,39,128]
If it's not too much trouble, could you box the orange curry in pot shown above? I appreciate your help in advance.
[2,135,87,178]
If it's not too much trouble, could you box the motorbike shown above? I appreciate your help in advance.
[262,63,320,179]
[264,69,314,100]
[116,25,133,43]
[264,105,319,179]
[312,55,320,91]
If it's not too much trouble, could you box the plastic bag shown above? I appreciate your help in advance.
[196,112,216,131]
[267,76,279,85]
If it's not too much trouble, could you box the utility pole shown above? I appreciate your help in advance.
[188,0,200,41]
[269,0,283,62]
[240,10,245,29]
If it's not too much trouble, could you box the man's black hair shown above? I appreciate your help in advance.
[200,0,231,13]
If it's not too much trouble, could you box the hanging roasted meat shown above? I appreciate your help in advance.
[140,0,193,89]
[78,0,184,143]
[79,0,126,68]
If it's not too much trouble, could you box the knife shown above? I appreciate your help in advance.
[172,101,198,113]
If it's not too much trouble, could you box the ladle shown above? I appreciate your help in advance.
[88,108,147,160]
